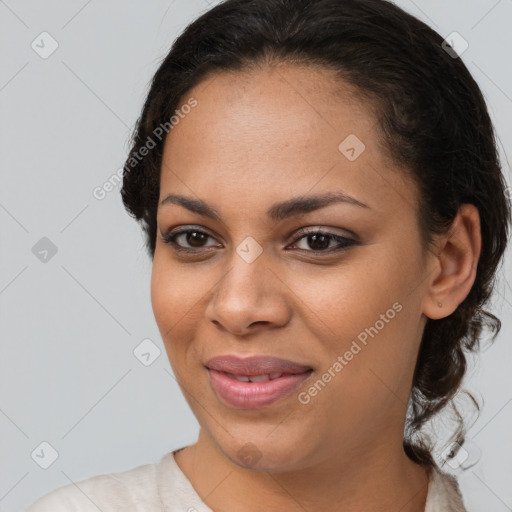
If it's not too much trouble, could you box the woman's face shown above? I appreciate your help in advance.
[151,63,433,471]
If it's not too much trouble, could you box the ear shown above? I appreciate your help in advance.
[422,204,482,320]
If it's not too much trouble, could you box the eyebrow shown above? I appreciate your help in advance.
[159,191,370,222]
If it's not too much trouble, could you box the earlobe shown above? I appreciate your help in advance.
[422,204,481,320]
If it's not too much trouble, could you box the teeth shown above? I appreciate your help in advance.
[231,373,284,382]
[248,374,270,382]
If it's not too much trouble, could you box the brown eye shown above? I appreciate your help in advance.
[290,230,357,253]
[161,226,357,256]
[162,228,221,252]
[181,231,208,247]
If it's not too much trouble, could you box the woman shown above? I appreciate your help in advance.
[26,0,510,510]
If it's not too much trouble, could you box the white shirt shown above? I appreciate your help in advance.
[25,447,468,511]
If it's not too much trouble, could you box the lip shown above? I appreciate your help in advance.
[205,355,313,376]
[205,355,313,409]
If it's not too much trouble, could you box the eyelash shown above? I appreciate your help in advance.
[161,226,357,255]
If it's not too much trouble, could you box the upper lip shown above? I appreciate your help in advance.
[205,355,313,376]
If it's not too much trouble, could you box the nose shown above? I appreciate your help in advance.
[205,248,292,337]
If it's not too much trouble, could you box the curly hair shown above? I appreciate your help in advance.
[120,0,511,468]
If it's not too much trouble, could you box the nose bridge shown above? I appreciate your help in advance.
[220,235,271,301]
[206,236,289,333]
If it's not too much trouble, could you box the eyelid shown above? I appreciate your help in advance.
[161,224,358,254]
[161,224,355,241]
[291,225,357,242]
[161,225,221,250]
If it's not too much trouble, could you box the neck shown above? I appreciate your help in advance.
[174,428,431,512]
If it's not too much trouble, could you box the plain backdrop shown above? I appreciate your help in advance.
[1,1,511,511]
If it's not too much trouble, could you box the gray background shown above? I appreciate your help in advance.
[1,1,511,511]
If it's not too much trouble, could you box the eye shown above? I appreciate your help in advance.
[288,228,357,253]
[160,226,358,255]
[161,227,221,253]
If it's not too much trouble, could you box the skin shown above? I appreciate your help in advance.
[151,62,481,512]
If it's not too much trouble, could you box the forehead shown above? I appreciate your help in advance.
[169,62,372,147]
[159,63,417,218]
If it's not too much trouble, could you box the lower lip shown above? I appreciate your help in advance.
[207,368,313,409]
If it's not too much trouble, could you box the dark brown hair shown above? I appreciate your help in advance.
[121,0,511,469]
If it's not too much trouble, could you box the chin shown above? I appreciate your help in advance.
[218,435,310,473]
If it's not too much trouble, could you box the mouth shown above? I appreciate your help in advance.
[205,355,314,409]
[215,370,309,382]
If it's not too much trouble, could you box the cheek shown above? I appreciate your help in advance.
[293,249,422,390]
[150,258,174,331]
[151,253,198,324]
[150,256,194,347]
[150,255,212,362]
[289,257,404,347]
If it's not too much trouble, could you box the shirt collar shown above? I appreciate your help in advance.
[157,448,467,512]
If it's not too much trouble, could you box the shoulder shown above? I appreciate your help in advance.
[25,460,159,512]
